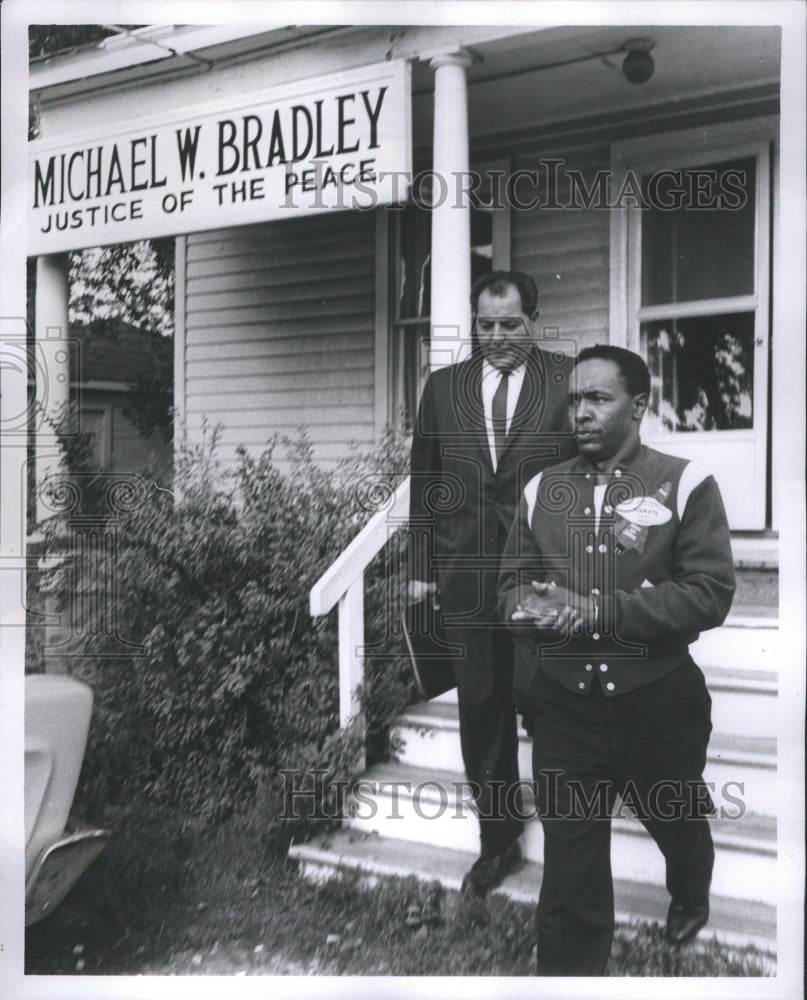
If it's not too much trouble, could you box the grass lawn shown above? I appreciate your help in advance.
[25,804,773,978]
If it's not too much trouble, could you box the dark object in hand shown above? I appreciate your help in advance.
[402,597,459,700]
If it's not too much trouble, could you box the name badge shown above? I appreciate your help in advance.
[615,496,673,528]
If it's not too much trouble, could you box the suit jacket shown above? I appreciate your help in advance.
[409,345,575,626]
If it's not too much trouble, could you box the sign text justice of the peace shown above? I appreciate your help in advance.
[31,85,390,236]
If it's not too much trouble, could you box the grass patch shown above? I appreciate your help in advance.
[25,804,773,977]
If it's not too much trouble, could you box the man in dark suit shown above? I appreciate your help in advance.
[408,271,575,893]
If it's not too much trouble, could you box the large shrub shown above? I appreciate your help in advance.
[35,425,414,826]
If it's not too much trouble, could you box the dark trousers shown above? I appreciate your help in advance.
[531,658,715,976]
[448,622,523,857]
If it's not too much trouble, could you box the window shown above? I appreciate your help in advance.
[389,163,509,428]
[80,406,112,468]
[610,119,775,530]
[639,157,757,433]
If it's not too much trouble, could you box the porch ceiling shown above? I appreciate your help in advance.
[31,23,780,145]
[412,25,781,145]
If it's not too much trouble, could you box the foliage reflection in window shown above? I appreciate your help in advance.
[642,313,754,431]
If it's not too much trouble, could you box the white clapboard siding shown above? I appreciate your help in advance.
[186,333,372,363]
[182,212,376,469]
[511,142,611,349]
[186,316,373,345]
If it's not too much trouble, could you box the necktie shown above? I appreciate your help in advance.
[492,371,510,463]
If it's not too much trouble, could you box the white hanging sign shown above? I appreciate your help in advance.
[28,59,411,254]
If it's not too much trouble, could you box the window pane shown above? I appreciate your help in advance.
[641,157,756,305]
[397,185,496,321]
[397,206,431,319]
[641,312,755,431]
[393,192,496,426]
[471,203,493,286]
[393,322,431,429]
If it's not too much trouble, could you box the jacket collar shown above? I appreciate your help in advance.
[573,438,645,476]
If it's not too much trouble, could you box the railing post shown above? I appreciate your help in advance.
[310,477,410,772]
[338,577,366,766]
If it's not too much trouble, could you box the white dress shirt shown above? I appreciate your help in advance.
[593,483,608,534]
[481,359,526,471]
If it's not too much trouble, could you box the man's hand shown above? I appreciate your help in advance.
[511,581,595,634]
[407,580,440,608]
[511,581,563,628]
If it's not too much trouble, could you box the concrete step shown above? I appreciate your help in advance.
[288,828,776,959]
[704,665,778,741]
[432,657,778,740]
[391,702,777,817]
[691,618,780,673]
[343,761,777,906]
[730,535,778,571]
[732,566,778,618]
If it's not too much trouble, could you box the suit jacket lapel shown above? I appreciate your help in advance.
[454,354,494,472]
[458,347,565,469]
[500,347,550,457]
[471,357,494,470]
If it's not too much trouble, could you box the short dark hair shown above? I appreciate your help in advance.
[470,270,538,317]
[575,344,651,398]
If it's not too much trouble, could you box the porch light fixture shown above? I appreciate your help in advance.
[621,38,656,84]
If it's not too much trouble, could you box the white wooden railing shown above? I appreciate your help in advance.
[309,476,411,729]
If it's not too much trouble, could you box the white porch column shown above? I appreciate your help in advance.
[428,50,472,371]
[34,254,71,524]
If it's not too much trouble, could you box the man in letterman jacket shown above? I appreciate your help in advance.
[498,344,735,976]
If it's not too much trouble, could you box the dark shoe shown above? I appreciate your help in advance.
[461,840,523,896]
[665,899,710,945]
